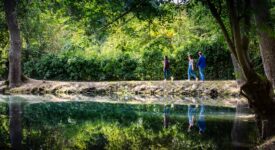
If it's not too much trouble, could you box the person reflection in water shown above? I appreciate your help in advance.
[163,105,170,128]
[187,104,206,134]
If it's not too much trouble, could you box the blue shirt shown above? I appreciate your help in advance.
[197,55,206,68]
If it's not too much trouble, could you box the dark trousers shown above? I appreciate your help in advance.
[164,69,170,79]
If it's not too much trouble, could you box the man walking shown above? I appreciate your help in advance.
[197,51,206,81]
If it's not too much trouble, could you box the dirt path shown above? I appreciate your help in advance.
[0,79,240,97]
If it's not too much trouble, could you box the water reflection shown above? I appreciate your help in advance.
[163,105,170,128]
[9,96,23,150]
[187,104,206,134]
[198,104,206,134]
[231,103,259,149]
[0,95,259,149]
[187,104,196,132]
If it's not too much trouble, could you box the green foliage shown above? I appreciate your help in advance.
[2,0,258,81]
[0,9,8,80]
[137,37,172,80]
[203,42,234,80]
[23,52,139,81]
[0,103,9,149]
[23,38,235,81]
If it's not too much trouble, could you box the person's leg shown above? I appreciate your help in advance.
[190,69,197,79]
[194,71,198,81]
[188,105,193,132]
[199,67,205,81]
[188,105,193,125]
[164,69,167,80]
[198,104,206,133]
[199,67,202,80]
[201,68,205,81]
[187,68,191,80]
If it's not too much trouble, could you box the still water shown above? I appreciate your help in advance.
[0,95,258,150]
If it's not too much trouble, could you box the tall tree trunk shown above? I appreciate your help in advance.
[228,0,275,140]
[206,0,275,139]
[4,0,22,88]
[240,78,275,139]
[251,0,275,88]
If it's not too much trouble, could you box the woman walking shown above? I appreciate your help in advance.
[187,55,198,81]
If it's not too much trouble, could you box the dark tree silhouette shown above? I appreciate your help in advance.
[4,0,22,88]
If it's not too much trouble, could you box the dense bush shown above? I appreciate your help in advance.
[136,38,165,80]
[23,40,235,81]
[24,53,139,81]
[203,42,234,80]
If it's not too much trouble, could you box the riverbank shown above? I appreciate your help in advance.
[0,79,240,97]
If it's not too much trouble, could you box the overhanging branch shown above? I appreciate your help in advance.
[96,0,146,32]
[205,0,237,57]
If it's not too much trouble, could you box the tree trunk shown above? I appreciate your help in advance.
[206,0,275,139]
[4,0,22,88]
[251,0,275,88]
[240,78,275,139]
[231,54,245,86]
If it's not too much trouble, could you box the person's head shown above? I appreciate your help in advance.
[164,56,168,60]
[198,51,202,56]
[188,55,193,60]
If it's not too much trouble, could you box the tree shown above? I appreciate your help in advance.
[251,0,275,88]
[201,0,275,139]
[4,0,22,88]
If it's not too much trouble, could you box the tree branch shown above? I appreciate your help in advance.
[96,0,146,32]
[205,0,237,57]
[226,0,256,80]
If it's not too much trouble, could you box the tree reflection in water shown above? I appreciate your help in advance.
[9,96,23,150]
[0,95,260,149]
[231,103,259,149]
